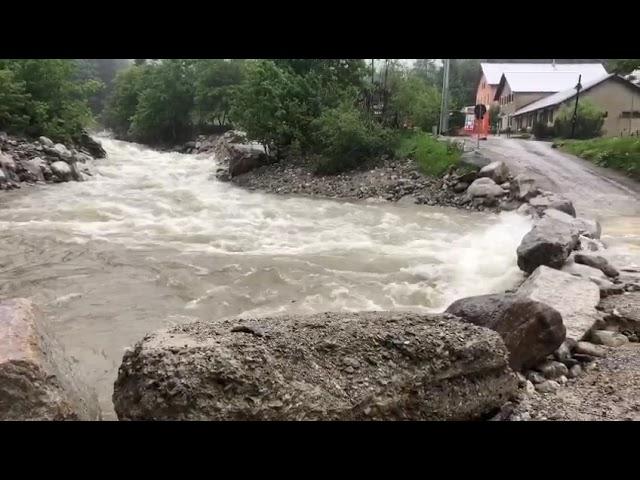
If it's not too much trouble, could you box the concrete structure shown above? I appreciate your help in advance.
[511,74,640,137]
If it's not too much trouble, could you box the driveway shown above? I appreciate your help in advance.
[472,136,640,219]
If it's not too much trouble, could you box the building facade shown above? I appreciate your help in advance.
[512,74,640,137]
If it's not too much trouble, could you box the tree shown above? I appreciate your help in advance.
[230,60,324,156]
[0,59,102,142]
[129,59,196,143]
[193,59,246,128]
[102,64,150,137]
[608,59,640,75]
[389,72,441,131]
[0,68,31,132]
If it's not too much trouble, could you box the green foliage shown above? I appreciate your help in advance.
[608,59,640,75]
[0,59,101,142]
[310,102,392,174]
[553,100,605,139]
[489,104,501,132]
[389,73,441,131]
[193,60,246,128]
[229,60,323,155]
[560,137,640,179]
[102,65,150,137]
[129,60,196,144]
[394,131,462,176]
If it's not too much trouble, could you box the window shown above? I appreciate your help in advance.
[621,111,640,118]
[549,110,553,123]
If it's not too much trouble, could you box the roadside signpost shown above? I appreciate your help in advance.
[474,104,487,148]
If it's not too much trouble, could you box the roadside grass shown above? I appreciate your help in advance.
[557,137,640,180]
[394,131,462,176]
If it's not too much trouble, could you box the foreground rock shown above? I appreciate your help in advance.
[445,294,565,371]
[0,298,100,420]
[516,214,579,273]
[113,312,518,421]
[518,266,601,341]
[212,130,272,179]
[466,177,507,205]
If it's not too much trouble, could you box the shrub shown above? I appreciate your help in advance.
[310,103,392,174]
[560,137,640,179]
[554,100,605,139]
[532,122,554,139]
[394,131,462,176]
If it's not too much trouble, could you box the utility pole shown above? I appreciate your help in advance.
[439,59,451,135]
[570,74,582,138]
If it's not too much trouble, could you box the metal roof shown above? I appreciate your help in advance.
[480,63,607,85]
[513,73,640,116]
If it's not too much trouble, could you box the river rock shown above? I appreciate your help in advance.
[78,131,106,158]
[574,341,607,357]
[478,161,509,184]
[573,253,619,278]
[52,143,73,161]
[568,364,582,378]
[0,298,100,420]
[38,136,54,147]
[579,235,606,252]
[113,311,518,421]
[516,215,580,273]
[535,380,560,394]
[517,202,538,217]
[562,256,608,281]
[536,360,569,379]
[0,150,16,172]
[590,330,629,347]
[599,292,640,335]
[50,161,72,181]
[517,266,601,341]
[21,157,46,182]
[466,177,506,200]
[528,191,576,217]
[0,168,6,185]
[541,208,601,239]
[511,174,539,201]
[453,181,469,193]
[444,294,565,371]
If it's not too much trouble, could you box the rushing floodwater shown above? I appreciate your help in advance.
[0,137,537,418]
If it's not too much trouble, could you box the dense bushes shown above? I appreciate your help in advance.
[310,103,392,174]
[532,121,554,139]
[0,60,102,142]
[553,100,605,139]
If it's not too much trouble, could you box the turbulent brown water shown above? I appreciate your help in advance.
[1,137,541,419]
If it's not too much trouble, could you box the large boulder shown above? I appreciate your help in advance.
[445,294,565,371]
[573,253,619,278]
[478,161,510,184]
[21,157,46,182]
[466,177,507,199]
[227,143,269,177]
[516,214,580,273]
[78,131,106,158]
[50,161,72,182]
[528,191,576,217]
[517,266,601,341]
[0,299,100,420]
[113,312,518,421]
[38,136,54,147]
[541,208,601,239]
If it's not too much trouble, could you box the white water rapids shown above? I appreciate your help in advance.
[0,137,534,418]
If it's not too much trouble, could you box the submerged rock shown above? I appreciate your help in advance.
[113,311,518,421]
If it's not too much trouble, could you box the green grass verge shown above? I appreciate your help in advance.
[558,137,640,179]
[394,131,462,176]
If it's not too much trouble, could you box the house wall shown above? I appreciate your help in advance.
[514,78,640,137]
[475,74,497,107]
[496,83,547,130]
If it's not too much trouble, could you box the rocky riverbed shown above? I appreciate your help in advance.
[0,131,105,190]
